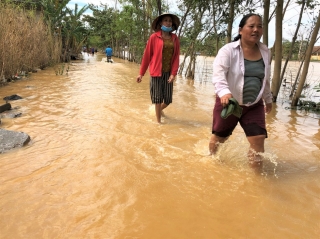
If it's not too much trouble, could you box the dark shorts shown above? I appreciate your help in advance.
[212,96,267,138]
[150,72,173,105]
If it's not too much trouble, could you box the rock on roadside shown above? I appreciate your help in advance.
[0,129,31,154]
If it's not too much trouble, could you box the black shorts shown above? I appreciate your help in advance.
[150,72,173,105]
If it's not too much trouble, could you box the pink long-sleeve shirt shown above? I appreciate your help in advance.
[212,40,273,106]
[139,31,180,77]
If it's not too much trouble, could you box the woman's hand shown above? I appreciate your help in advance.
[265,103,272,114]
[168,75,175,83]
[220,94,232,107]
[136,75,142,83]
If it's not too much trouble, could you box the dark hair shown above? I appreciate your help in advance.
[233,13,262,42]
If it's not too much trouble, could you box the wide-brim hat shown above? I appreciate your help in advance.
[151,13,180,32]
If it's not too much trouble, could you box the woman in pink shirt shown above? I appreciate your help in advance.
[136,13,180,124]
[209,13,273,169]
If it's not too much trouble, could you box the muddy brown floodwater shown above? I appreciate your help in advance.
[0,53,319,239]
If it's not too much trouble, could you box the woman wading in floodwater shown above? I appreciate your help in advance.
[136,13,180,124]
[209,13,273,168]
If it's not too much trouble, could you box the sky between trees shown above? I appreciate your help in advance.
[68,0,320,48]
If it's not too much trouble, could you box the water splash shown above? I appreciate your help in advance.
[194,135,279,176]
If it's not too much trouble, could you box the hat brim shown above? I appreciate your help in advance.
[151,13,180,32]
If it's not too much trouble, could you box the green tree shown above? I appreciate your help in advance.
[39,0,89,61]
[61,3,89,59]
[83,3,116,49]
[40,0,70,31]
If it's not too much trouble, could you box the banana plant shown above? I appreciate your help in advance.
[63,3,89,54]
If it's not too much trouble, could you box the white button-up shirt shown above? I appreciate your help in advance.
[212,40,273,106]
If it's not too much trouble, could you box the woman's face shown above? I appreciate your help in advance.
[239,15,263,44]
[161,16,173,28]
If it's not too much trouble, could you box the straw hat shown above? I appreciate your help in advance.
[151,13,180,32]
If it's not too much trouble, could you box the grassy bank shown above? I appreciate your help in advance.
[0,3,61,83]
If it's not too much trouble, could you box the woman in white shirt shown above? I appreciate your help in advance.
[209,13,273,169]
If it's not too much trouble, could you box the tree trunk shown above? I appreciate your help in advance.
[156,0,162,15]
[215,37,220,56]
[280,1,305,86]
[291,12,320,106]
[270,0,283,102]
[185,43,195,78]
[289,56,304,98]
[178,46,192,75]
[226,0,235,43]
[263,0,270,46]
[191,55,196,79]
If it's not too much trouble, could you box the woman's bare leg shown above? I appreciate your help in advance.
[247,135,265,167]
[209,134,228,155]
[155,103,169,123]
[161,103,168,116]
[155,104,162,123]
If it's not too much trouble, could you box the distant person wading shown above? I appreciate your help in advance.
[105,45,113,63]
